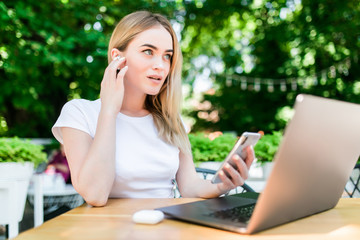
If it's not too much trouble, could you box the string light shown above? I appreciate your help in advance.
[280,80,287,92]
[254,78,260,91]
[226,75,232,87]
[219,58,351,92]
[267,80,274,92]
[291,78,297,91]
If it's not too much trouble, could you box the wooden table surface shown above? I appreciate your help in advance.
[15,198,360,240]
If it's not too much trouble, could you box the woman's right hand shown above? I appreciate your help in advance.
[100,56,128,116]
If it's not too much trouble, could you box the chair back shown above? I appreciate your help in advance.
[344,163,360,198]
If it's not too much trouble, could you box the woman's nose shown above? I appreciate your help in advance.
[152,57,165,70]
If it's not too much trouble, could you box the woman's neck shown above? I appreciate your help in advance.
[120,92,149,117]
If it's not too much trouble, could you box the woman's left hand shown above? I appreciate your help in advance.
[216,145,255,194]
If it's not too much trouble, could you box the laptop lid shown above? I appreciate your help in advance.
[247,94,360,233]
[158,94,360,234]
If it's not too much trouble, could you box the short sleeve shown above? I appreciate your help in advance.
[51,99,93,144]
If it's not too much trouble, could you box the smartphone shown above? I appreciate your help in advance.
[211,132,261,184]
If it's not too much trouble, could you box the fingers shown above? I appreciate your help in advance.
[102,57,127,87]
[215,145,256,195]
[244,145,256,168]
[232,154,249,180]
[113,55,121,61]
[223,162,245,186]
[220,152,252,187]
[104,56,127,80]
[110,56,126,79]
[217,170,235,192]
[111,56,126,68]
[116,65,128,80]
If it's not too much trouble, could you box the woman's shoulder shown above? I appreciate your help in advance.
[53,99,100,143]
[65,98,100,107]
[63,98,101,112]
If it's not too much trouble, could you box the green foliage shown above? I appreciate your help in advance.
[184,0,360,135]
[254,131,283,165]
[0,137,48,167]
[189,132,237,164]
[1,0,360,139]
[0,0,180,137]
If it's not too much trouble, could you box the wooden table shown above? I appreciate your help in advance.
[15,198,360,240]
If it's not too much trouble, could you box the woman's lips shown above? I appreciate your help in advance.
[147,75,162,84]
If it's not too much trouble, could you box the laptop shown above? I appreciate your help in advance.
[156,94,360,234]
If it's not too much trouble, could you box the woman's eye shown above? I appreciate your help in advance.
[144,49,152,55]
[164,54,172,60]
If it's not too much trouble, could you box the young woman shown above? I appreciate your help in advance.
[52,11,255,207]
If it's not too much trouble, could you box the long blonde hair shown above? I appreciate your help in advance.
[108,11,191,156]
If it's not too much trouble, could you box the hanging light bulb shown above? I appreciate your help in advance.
[291,78,297,91]
[320,70,327,85]
[312,76,318,86]
[254,78,261,92]
[329,66,336,78]
[226,75,232,87]
[267,80,274,92]
[280,80,287,92]
[240,77,247,90]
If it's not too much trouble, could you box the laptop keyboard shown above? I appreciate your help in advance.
[205,204,255,223]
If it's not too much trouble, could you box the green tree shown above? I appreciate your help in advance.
[182,0,360,134]
[1,0,360,137]
[0,0,180,137]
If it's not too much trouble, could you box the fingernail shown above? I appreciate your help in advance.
[114,56,125,61]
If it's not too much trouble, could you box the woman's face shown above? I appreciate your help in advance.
[122,25,173,96]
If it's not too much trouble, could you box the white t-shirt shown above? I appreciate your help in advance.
[52,99,180,198]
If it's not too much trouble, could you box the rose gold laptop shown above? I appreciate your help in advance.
[157,94,360,234]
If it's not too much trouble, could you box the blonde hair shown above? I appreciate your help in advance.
[108,11,191,156]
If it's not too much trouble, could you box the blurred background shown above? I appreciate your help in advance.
[0,0,359,137]
[1,1,360,236]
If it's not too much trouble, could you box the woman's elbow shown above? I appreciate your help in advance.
[178,187,198,198]
[80,189,109,206]
[73,183,109,207]
[84,196,108,207]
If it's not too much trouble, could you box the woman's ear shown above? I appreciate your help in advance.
[110,48,123,60]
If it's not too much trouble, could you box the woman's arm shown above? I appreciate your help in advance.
[176,146,255,198]
[61,56,128,207]
[61,109,117,206]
